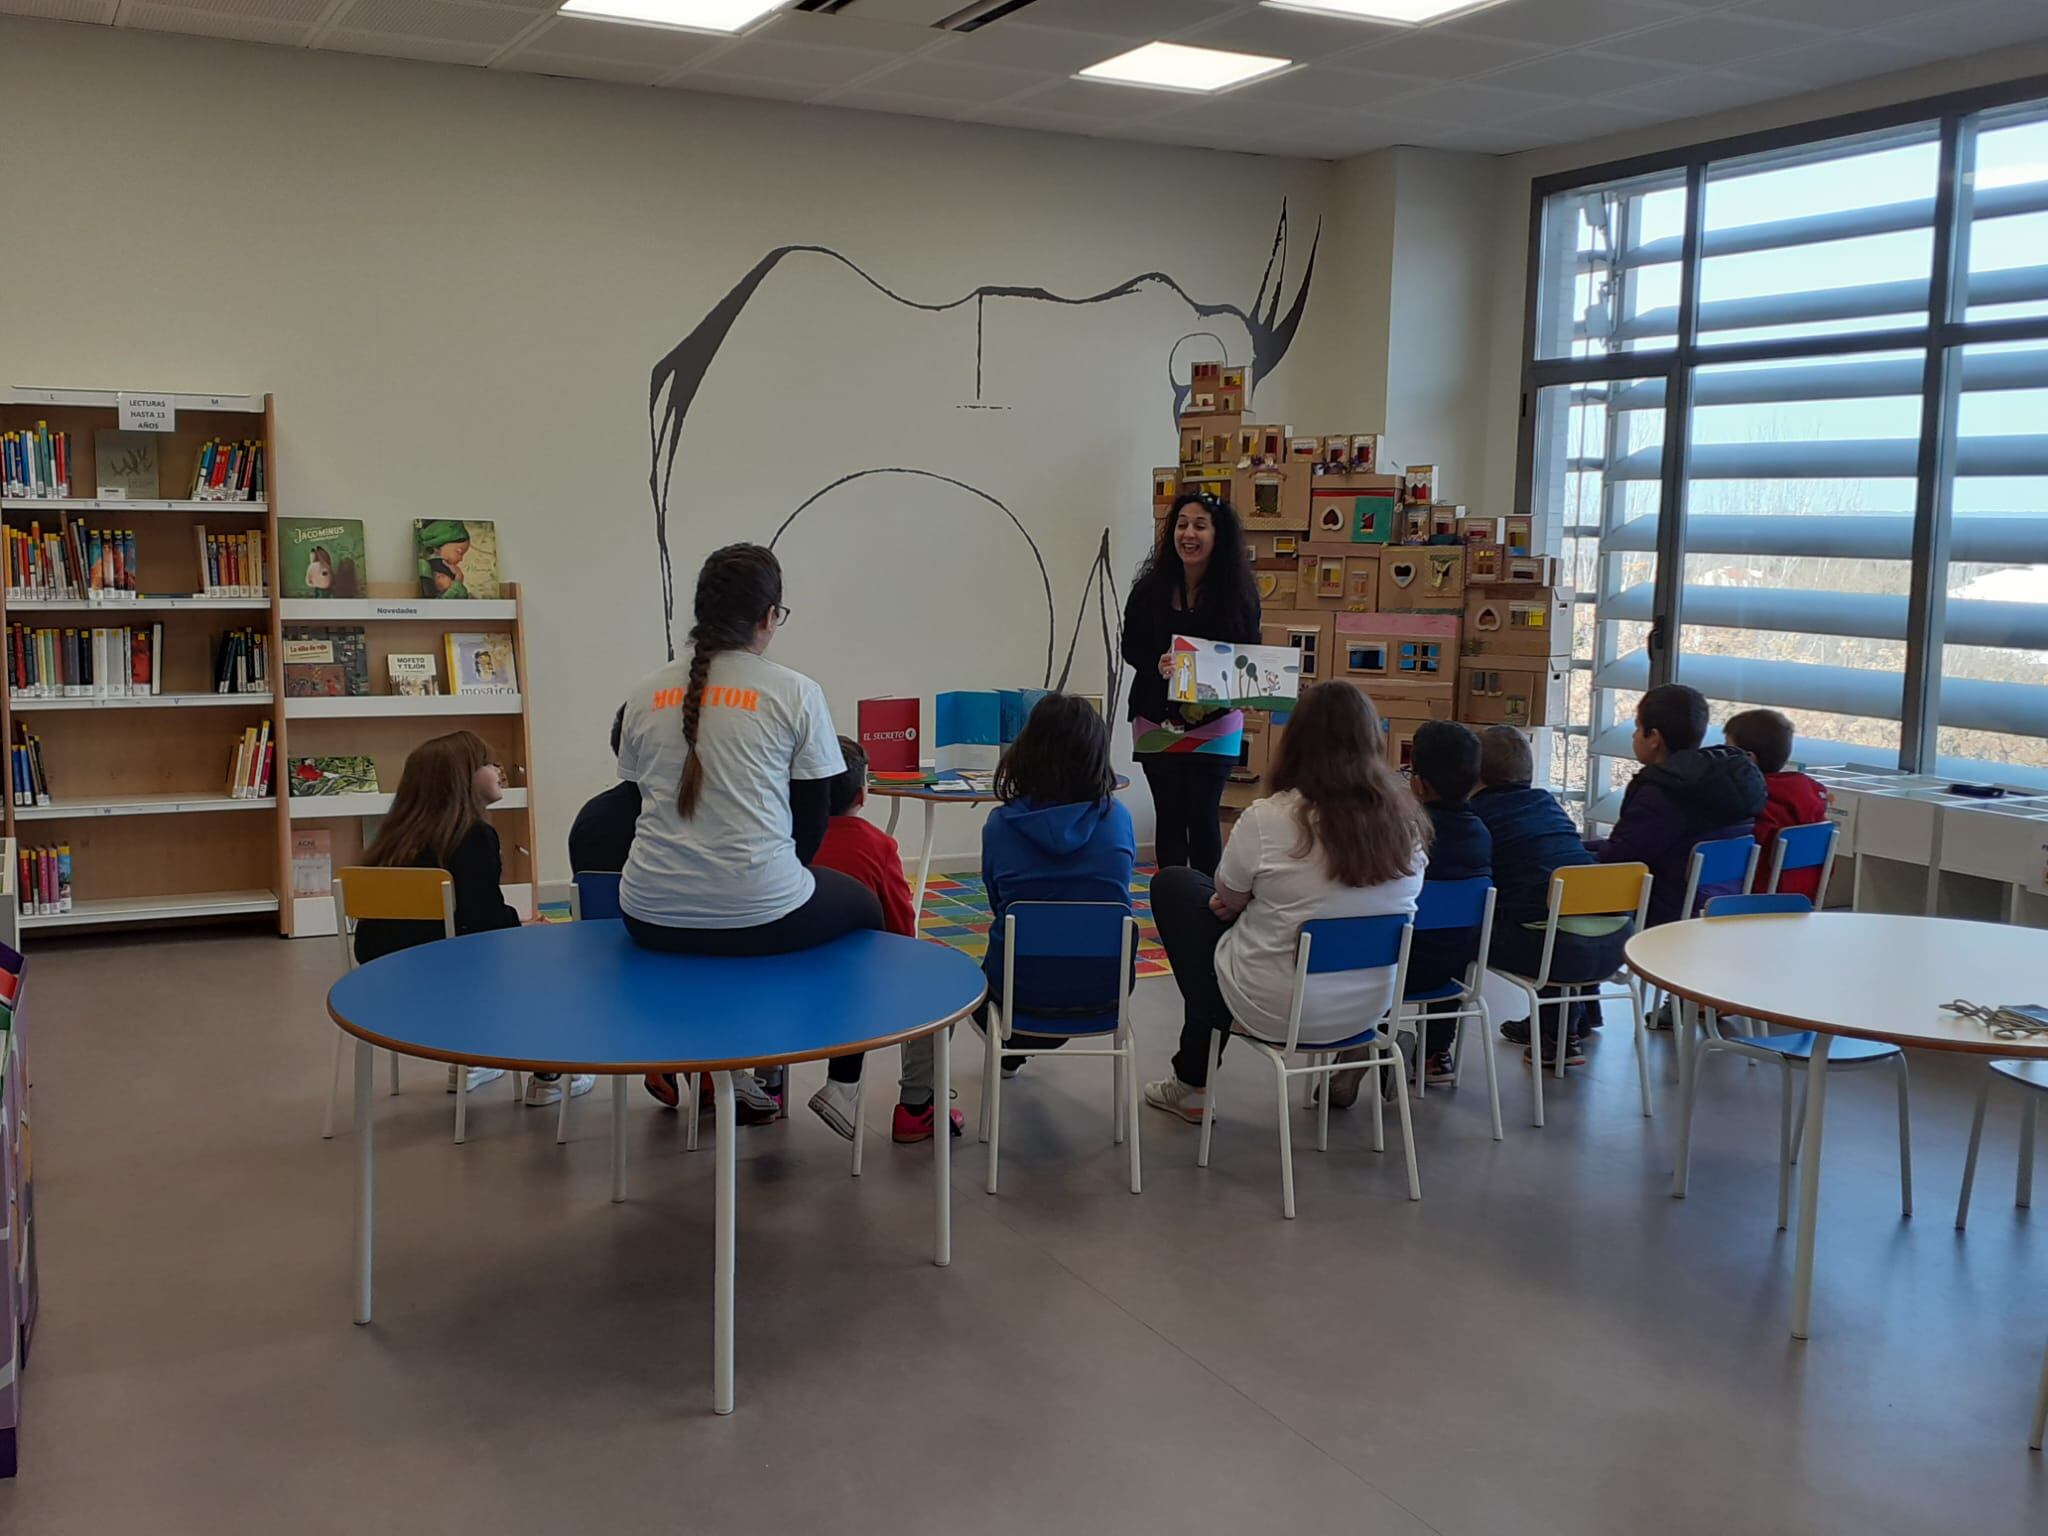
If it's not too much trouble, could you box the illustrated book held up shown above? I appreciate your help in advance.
[415,519,500,600]
[277,518,364,599]
[1169,636,1303,713]
[287,756,379,797]
[445,633,517,695]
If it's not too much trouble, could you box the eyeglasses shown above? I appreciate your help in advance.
[772,604,792,626]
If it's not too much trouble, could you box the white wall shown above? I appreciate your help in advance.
[0,17,1343,879]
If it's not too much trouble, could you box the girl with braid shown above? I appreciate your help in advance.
[618,543,882,1135]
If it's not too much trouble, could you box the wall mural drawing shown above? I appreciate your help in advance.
[646,202,1318,713]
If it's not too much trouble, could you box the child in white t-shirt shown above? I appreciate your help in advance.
[1144,684,1428,1124]
[618,543,882,1136]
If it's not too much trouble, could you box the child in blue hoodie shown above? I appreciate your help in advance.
[981,694,1138,1071]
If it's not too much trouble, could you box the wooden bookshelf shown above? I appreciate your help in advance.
[282,580,536,938]
[0,390,285,936]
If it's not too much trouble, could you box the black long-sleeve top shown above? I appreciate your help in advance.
[1119,578,1262,725]
[354,821,522,964]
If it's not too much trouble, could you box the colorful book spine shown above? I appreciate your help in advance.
[0,423,72,499]
[187,438,264,503]
[17,845,73,917]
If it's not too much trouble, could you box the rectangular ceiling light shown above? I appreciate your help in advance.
[1077,41,1292,94]
[1261,0,1510,24]
[557,0,792,33]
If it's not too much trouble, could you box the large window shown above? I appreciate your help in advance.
[1523,84,2048,822]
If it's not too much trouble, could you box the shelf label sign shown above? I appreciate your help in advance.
[117,393,176,432]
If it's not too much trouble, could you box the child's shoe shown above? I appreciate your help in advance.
[1143,1076,1210,1124]
[446,1065,507,1093]
[1424,1051,1458,1087]
[809,1078,862,1140]
[524,1073,596,1106]
[891,1100,965,1143]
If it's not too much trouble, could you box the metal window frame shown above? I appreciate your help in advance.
[1517,73,2048,786]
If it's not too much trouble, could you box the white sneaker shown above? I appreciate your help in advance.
[808,1077,861,1140]
[732,1072,781,1116]
[1144,1075,1210,1124]
[524,1073,596,1106]
[446,1064,508,1093]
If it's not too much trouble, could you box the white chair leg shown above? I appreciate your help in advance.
[1958,1075,1992,1230]
[1113,1047,1126,1147]
[1894,1054,1913,1219]
[1317,1055,1332,1153]
[556,1072,574,1146]
[1474,1000,1502,1142]
[2020,1097,2038,1210]
[1197,1027,1223,1169]
[387,1049,400,1096]
[1790,1081,1807,1165]
[454,1068,469,1145]
[1126,1033,1143,1196]
[1672,1002,1703,1200]
[985,1034,1004,1197]
[1390,1037,1420,1201]
[323,1028,346,1140]
[1777,1059,1795,1230]
[978,1015,995,1145]
[686,1072,700,1153]
[1370,1050,1386,1153]
[2032,1336,2048,1451]
[850,1076,866,1179]
[1273,1056,1297,1220]
[1630,979,1653,1118]
[1520,986,1545,1129]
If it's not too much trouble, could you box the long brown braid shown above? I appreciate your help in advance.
[675,543,783,817]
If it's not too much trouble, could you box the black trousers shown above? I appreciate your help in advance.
[625,868,883,1083]
[1150,866,1238,1087]
[1142,754,1234,876]
[1489,920,1633,1040]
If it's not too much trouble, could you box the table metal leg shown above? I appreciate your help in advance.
[885,796,902,839]
[1790,1033,1834,1340]
[934,1024,951,1268]
[353,1039,374,1326]
[909,802,940,935]
[610,1075,628,1204]
[713,1070,737,1415]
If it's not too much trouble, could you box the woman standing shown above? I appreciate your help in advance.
[1120,492,1262,875]
[616,542,882,1135]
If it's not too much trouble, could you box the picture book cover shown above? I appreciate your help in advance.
[278,518,364,599]
[415,519,500,600]
[387,653,440,696]
[282,637,344,698]
[857,696,919,775]
[934,690,1000,773]
[287,755,379,797]
[1169,636,1302,712]
[92,431,158,500]
[445,632,517,695]
[290,830,333,900]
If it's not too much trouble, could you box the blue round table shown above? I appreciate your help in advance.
[328,922,986,1413]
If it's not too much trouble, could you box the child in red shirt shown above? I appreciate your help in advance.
[812,736,961,1143]
[1723,709,1831,902]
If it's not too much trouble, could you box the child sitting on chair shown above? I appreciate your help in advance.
[1721,708,1830,904]
[979,694,1137,1079]
[810,736,961,1144]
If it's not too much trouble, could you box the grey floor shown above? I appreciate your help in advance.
[1,928,2045,1535]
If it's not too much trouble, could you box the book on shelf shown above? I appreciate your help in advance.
[188,438,265,503]
[445,632,516,695]
[1,423,70,499]
[283,626,368,697]
[10,724,49,807]
[17,845,72,916]
[224,720,274,799]
[387,653,440,696]
[212,628,269,695]
[287,755,378,797]
[6,622,164,699]
[291,830,333,899]
[194,527,267,599]
[277,518,364,599]
[415,519,500,600]
[92,431,158,500]
[6,521,140,604]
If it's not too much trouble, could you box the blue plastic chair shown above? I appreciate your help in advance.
[1196,913,1419,1217]
[1651,836,1760,1041]
[1393,878,1501,1140]
[1672,893,1912,1227]
[982,901,1141,1196]
[569,870,622,921]
[1765,820,1837,898]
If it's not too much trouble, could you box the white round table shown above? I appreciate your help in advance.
[1627,912,2048,1340]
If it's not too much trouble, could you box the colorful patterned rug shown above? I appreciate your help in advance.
[918,865,1170,978]
[540,868,1173,979]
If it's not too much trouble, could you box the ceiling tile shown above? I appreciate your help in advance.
[1013,0,1237,40]
[1261,113,1420,156]
[1726,0,1940,25]
[752,9,939,55]
[1449,0,1692,49]
[666,73,821,101]
[1140,96,1340,142]
[329,0,533,47]
[320,29,500,63]
[1741,34,1931,86]
[125,2,309,37]
[1405,79,1557,125]
[1481,46,1682,96]
[1599,67,1794,115]
[1869,0,2048,55]
[1430,124,1547,154]
[6,0,109,17]
[929,21,1130,76]
[846,56,1044,103]
[1178,4,1403,60]
[498,50,668,83]
[964,104,1127,134]
[1500,98,1669,142]
[682,38,895,87]
[1232,63,1419,112]
[1597,12,1824,66]
[1000,76,1179,122]
[146,0,332,23]
[1339,27,1548,79]
[511,15,727,66]
[824,87,973,119]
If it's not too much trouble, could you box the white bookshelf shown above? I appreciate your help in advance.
[7,691,273,711]
[0,499,267,515]
[8,598,269,613]
[285,694,520,719]
[288,787,526,820]
[280,597,517,622]
[16,794,275,821]
[21,889,279,930]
